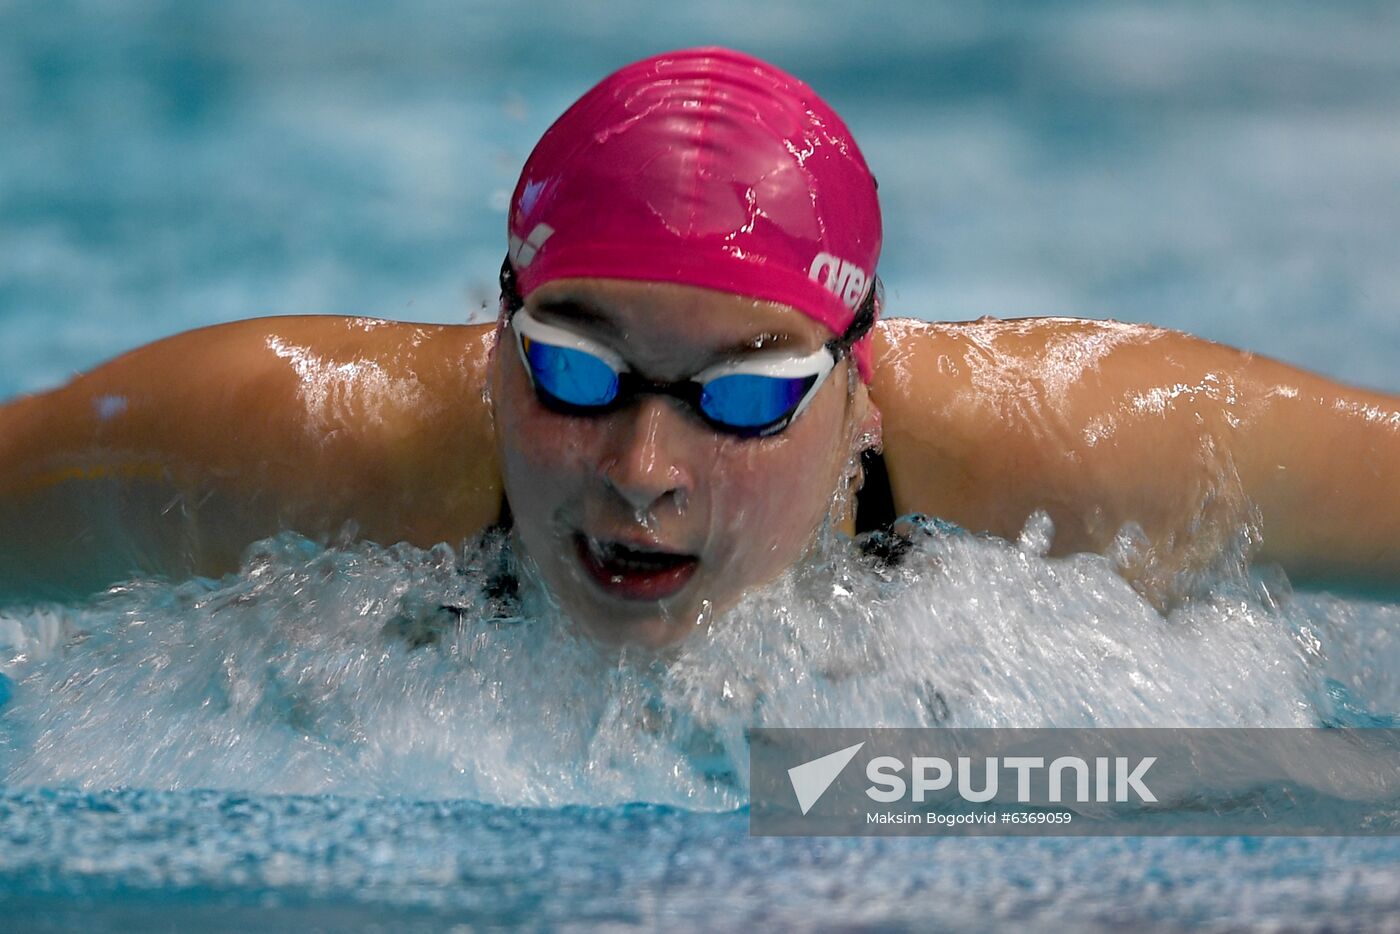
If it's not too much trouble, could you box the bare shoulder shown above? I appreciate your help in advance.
[3,315,497,464]
[866,315,1235,544]
[867,315,1199,416]
[0,316,503,553]
[867,313,1400,592]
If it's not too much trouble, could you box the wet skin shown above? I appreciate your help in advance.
[1,290,1399,630]
[490,279,877,648]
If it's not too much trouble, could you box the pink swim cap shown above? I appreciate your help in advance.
[507,47,884,381]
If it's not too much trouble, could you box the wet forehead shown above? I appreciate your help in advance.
[525,278,830,373]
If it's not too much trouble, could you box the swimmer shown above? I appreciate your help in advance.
[1,47,1398,647]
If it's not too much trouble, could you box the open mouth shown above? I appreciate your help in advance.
[574,534,699,601]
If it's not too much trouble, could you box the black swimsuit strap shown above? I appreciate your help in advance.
[854,447,897,535]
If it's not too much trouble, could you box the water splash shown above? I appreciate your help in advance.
[1,512,1382,804]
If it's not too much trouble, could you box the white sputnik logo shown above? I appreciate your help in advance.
[788,742,865,815]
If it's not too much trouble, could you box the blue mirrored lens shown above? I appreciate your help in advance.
[701,374,815,429]
[523,339,620,407]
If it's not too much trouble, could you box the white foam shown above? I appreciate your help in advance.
[2,516,1378,806]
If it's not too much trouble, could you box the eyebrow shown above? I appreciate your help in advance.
[532,298,808,358]
[533,299,620,337]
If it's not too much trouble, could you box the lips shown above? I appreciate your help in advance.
[574,534,699,601]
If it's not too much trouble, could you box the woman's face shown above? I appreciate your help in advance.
[489,278,876,648]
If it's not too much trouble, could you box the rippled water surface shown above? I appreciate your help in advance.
[3,0,1400,929]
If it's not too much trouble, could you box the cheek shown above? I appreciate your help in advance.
[493,360,597,506]
[706,398,851,557]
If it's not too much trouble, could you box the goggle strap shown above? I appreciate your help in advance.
[500,255,525,314]
[831,280,880,359]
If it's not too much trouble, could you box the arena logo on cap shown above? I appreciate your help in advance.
[509,223,555,268]
[808,252,869,311]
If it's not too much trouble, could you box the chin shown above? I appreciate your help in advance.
[578,611,702,650]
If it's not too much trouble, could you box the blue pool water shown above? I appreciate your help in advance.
[3,1,1400,929]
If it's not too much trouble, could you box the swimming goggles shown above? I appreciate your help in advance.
[510,306,841,438]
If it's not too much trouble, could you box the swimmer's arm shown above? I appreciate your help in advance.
[870,317,1400,590]
[1224,356,1400,584]
[0,317,502,596]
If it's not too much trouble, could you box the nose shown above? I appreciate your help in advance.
[599,396,694,514]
